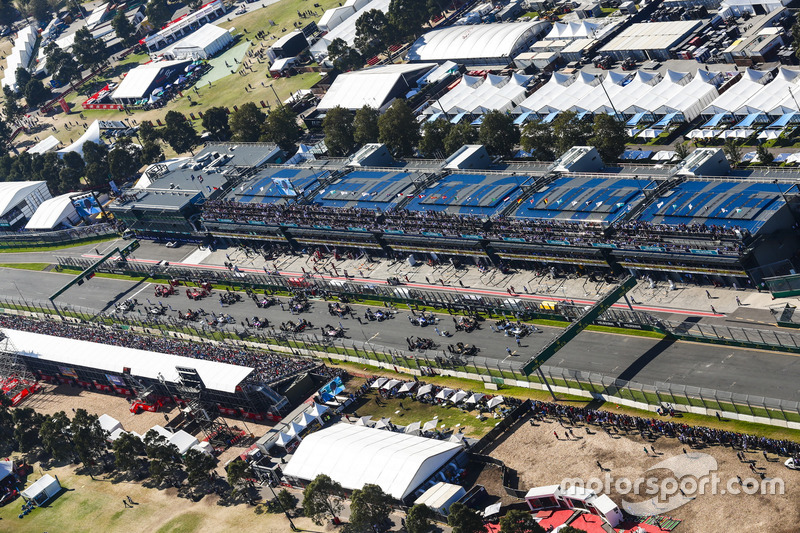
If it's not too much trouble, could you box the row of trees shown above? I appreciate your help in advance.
[320,101,630,162]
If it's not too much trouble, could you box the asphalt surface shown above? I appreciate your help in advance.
[1,265,799,404]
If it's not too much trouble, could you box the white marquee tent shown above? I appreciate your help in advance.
[1,25,37,91]
[310,0,391,61]
[733,68,800,117]
[284,423,462,499]
[25,193,81,230]
[427,73,532,115]
[544,21,603,41]
[317,63,435,111]
[515,72,576,114]
[622,70,691,117]
[57,120,103,158]
[653,70,720,121]
[162,24,233,60]
[701,68,771,117]
[28,135,62,155]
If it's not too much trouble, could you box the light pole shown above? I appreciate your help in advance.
[265,481,298,531]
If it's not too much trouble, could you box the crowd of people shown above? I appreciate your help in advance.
[0,314,321,385]
[201,200,749,254]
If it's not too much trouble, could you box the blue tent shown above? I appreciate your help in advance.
[542,111,559,124]
[626,112,647,126]
[513,111,533,125]
[471,116,484,126]
[427,112,444,123]
[450,112,466,124]
[701,113,728,128]
[768,112,798,129]
[734,113,766,128]
[653,112,678,128]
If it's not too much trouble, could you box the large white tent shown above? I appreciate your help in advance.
[284,423,461,499]
[407,21,550,64]
[28,135,63,155]
[310,0,391,61]
[2,328,253,393]
[653,70,720,121]
[622,70,691,117]
[520,71,601,115]
[317,63,435,111]
[701,68,771,118]
[733,68,800,118]
[544,21,603,41]
[1,25,37,91]
[0,181,51,226]
[427,72,532,115]
[111,60,191,104]
[162,24,233,60]
[515,72,576,114]
[57,120,103,158]
[25,193,81,230]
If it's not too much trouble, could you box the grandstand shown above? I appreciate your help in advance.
[405,171,535,216]
[310,169,422,211]
[230,167,330,206]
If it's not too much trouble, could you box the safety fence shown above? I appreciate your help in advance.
[1,295,799,428]
[0,224,116,250]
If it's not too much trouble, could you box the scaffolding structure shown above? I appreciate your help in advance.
[170,366,237,448]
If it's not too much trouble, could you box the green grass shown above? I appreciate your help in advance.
[59,266,147,282]
[0,235,117,253]
[0,262,51,270]
[155,512,204,533]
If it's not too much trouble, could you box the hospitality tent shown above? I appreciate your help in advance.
[398,381,417,393]
[515,72,575,114]
[300,411,318,426]
[284,423,462,499]
[287,421,306,437]
[465,393,485,404]
[355,415,373,426]
[371,377,388,389]
[733,68,800,118]
[422,420,438,432]
[487,396,504,408]
[162,24,233,60]
[374,418,392,430]
[111,60,191,104]
[530,71,601,115]
[275,432,295,447]
[382,379,401,390]
[27,135,62,155]
[57,120,103,158]
[567,70,629,115]
[0,460,13,481]
[417,384,434,397]
[168,430,200,454]
[309,403,329,418]
[449,390,469,404]
[98,414,122,434]
[404,421,422,434]
[701,68,771,118]
[653,70,720,121]
[317,63,435,111]
[622,70,691,118]
[436,388,455,400]
[25,193,81,230]
[427,73,532,115]
[21,475,61,506]
[544,21,603,41]
[310,0,391,61]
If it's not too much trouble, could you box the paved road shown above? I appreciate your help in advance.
[1,266,799,404]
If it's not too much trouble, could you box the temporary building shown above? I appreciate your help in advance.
[317,63,435,111]
[544,21,603,41]
[487,396,504,408]
[382,379,401,390]
[168,430,200,454]
[449,390,469,404]
[398,381,417,393]
[162,24,233,60]
[515,72,576,114]
[622,70,691,118]
[417,384,434,397]
[299,411,318,426]
[371,377,388,389]
[653,70,720,121]
[414,482,466,515]
[733,68,800,118]
[0,181,52,227]
[20,475,61,506]
[318,5,356,32]
[284,423,462,499]
[436,388,455,400]
[275,432,295,447]
[701,68,771,118]
[287,421,306,437]
[407,21,550,65]
[417,61,458,86]
[309,403,329,418]
[427,73,532,115]
[0,460,13,481]
[404,421,422,434]
[1,24,37,92]
[422,420,438,432]
[111,60,191,104]
[25,193,81,230]
[310,0,391,61]
[98,414,123,434]
[27,135,62,155]
[192,441,214,455]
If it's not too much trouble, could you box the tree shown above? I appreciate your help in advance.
[267,488,298,513]
[405,504,436,533]
[229,102,266,142]
[137,121,161,144]
[388,0,427,40]
[444,122,478,155]
[354,9,394,57]
[112,10,138,47]
[59,151,85,193]
[144,430,183,486]
[322,106,355,156]
[0,404,13,455]
[82,141,110,188]
[756,143,774,165]
[419,118,451,158]
[3,86,24,123]
[447,502,484,533]
[112,431,145,475]
[378,99,419,156]
[674,141,691,161]
[499,509,545,533]
[146,0,171,30]
[520,120,556,161]
[793,20,800,60]
[225,458,252,492]
[23,78,50,108]
[552,111,592,157]
[589,114,627,164]
[140,140,164,165]
[162,110,199,155]
[261,105,301,152]
[557,528,584,533]
[723,138,742,167]
[39,411,73,461]
[201,106,231,141]
[14,67,31,92]
[302,474,346,525]
[479,110,520,158]
[353,105,379,146]
[327,38,364,72]
[108,137,143,182]
[13,407,46,454]
[29,0,51,21]
[184,448,216,488]
[44,43,82,87]
[0,117,12,155]
[73,27,109,71]
[71,409,107,465]
[348,483,392,532]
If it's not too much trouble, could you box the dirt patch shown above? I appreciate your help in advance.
[490,414,800,532]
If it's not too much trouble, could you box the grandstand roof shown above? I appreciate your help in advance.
[0,181,47,218]
[317,63,436,111]
[635,179,786,233]
[405,172,536,216]
[2,328,253,393]
[228,167,328,205]
[284,423,461,499]
[25,193,80,230]
[511,176,657,224]
[311,169,420,211]
[407,21,550,62]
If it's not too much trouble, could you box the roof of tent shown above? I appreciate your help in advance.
[2,328,253,393]
[310,0,391,57]
[284,423,461,499]
[733,67,800,116]
[516,71,576,113]
[28,135,62,155]
[528,71,601,114]
[429,73,532,115]
[654,70,719,120]
[169,430,199,454]
[20,474,60,501]
[702,68,770,116]
[622,70,691,116]
[57,120,103,157]
[0,181,47,217]
[317,63,435,110]
[163,23,232,55]
[0,460,12,481]
[407,21,550,61]
[545,21,602,40]
[98,414,122,433]
[25,193,79,230]
[111,60,191,100]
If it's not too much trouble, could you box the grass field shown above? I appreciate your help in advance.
[0,262,50,270]
[0,235,117,254]
[0,462,314,533]
[344,389,501,438]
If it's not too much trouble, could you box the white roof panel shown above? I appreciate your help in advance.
[2,328,253,393]
[284,423,461,499]
[112,59,190,100]
[27,135,62,155]
[25,193,79,230]
[0,181,47,217]
[407,21,550,61]
[318,63,435,110]
[601,20,701,52]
